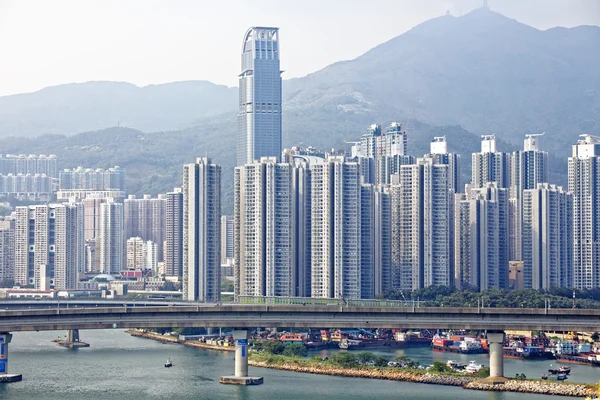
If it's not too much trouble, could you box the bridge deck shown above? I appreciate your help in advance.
[0,305,599,332]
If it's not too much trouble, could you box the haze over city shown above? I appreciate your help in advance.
[1,0,599,96]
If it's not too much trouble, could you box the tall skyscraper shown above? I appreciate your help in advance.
[220,215,234,265]
[237,27,282,166]
[455,183,509,290]
[234,158,294,297]
[472,135,511,189]
[509,134,549,261]
[373,185,392,297]
[569,135,600,289]
[523,183,572,289]
[183,158,221,302]
[0,217,15,284]
[165,188,183,277]
[13,203,84,289]
[394,157,453,290]
[98,199,124,274]
[124,194,166,261]
[310,156,361,299]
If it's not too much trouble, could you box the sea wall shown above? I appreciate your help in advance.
[126,330,235,352]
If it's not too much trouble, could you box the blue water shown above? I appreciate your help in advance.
[0,330,585,399]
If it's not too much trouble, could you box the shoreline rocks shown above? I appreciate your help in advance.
[128,331,593,398]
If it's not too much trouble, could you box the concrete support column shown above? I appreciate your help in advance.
[0,333,12,374]
[0,332,21,382]
[219,329,263,385]
[233,330,249,378]
[67,329,80,343]
[487,331,505,378]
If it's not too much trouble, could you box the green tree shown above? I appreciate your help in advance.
[262,341,285,355]
[282,343,308,357]
[429,361,451,373]
[355,351,376,365]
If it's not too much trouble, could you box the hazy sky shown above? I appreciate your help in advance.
[0,0,598,96]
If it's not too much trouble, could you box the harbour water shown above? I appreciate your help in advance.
[1,330,587,400]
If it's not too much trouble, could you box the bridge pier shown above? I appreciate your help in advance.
[480,331,508,384]
[219,330,263,385]
[55,329,90,348]
[0,333,22,383]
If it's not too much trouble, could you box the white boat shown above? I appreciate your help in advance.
[465,360,483,374]
[165,358,173,368]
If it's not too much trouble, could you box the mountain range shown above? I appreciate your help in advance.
[0,8,598,212]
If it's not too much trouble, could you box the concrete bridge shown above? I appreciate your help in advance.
[0,303,598,384]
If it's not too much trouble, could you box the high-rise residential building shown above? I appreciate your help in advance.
[352,123,413,185]
[165,188,183,277]
[13,203,84,289]
[97,199,124,274]
[472,135,511,189]
[569,135,600,289]
[429,136,461,194]
[394,157,453,290]
[124,194,166,261]
[455,183,509,290]
[220,215,234,265]
[126,237,158,272]
[59,166,126,192]
[373,185,392,297]
[237,27,282,166]
[0,217,15,283]
[0,173,53,201]
[0,154,58,178]
[234,158,293,297]
[523,183,572,289]
[509,134,549,261]
[183,158,221,302]
[290,157,312,297]
[310,156,361,299]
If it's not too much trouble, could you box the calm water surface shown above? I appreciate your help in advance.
[0,330,586,400]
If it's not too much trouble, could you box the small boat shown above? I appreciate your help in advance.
[548,365,571,375]
[165,358,173,368]
[465,360,483,374]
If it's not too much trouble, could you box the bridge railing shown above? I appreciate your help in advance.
[236,296,408,308]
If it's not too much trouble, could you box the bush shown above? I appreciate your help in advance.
[262,341,285,355]
[476,367,490,378]
[355,351,376,365]
[282,343,308,357]
[329,352,358,368]
[429,361,452,373]
[374,356,389,367]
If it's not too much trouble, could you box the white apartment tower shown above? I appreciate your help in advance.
[234,158,294,297]
[472,135,511,189]
[509,134,549,261]
[393,157,453,290]
[429,136,461,194]
[455,183,509,290]
[14,203,84,289]
[97,200,123,274]
[523,183,572,289]
[310,156,361,299]
[183,158,221,302]
[569,135,600,289]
